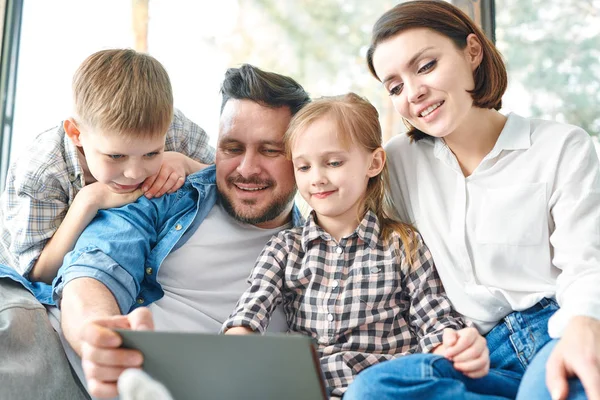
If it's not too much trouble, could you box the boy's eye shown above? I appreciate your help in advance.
[388,83,404,96]
[145,152,160,158]
[328,161,343,167]
[418,59,436,74]
[107,154,124,160]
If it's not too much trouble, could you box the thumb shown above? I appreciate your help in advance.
[546,354,569,400]
[443,328,458,348]
[128,307,155,331]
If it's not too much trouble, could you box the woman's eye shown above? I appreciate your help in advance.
[418,59,436,74]
[389,83,403,96]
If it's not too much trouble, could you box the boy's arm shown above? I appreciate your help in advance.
[30,184,142,283]
[222,233,289,334]
[402,233,465,353]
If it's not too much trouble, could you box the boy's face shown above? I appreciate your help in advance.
[67,121,166,193]
[216,99,296,229]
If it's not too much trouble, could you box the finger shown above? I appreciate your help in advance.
[81,342,143,368]
[546,351,570,400]
[442,329,458,352]
[144,168,172,198]
[142,174,159,193]
[452,338,487,363]
[128,307,155,331]
[87,378,119,399]
[571,358,600,400]
[153,173,183,198]
[453,353,489,376]
[82,359,131,382]
[445,328,479,359]
[81,317,131,348]
[167,176,186,194]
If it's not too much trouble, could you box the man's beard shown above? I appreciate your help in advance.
[218,182,297,226]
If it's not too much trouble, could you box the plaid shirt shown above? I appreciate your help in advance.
[0,109,215,276]
[223,210,465,398]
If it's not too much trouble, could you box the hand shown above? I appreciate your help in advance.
[441,327,489,379]
[81,182,143,210]
[224,326,254,335]
[80,308,154,398]
[118,369,174,400]
[546,316,600,400]
[142,152,210,199]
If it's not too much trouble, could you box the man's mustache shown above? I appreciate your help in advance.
[227,176,274,186]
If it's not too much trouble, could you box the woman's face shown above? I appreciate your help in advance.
[372,28,482,139]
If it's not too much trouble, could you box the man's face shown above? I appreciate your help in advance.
[216,99,296,228]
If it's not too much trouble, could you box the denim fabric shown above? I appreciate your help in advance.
[0,165,303,314]
[344,298,587,400]
[517,340,587,400]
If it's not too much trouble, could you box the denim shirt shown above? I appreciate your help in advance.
[0,165,303,314]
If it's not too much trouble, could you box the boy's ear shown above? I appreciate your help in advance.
[367,147,386,178]
[64,119,83,147]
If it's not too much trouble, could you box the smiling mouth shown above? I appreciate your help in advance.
[234,183,269,192]
[419,101,444,117]
[113,182,142,190]
[312,190,336,199]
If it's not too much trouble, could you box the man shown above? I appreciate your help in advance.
[3,64,310,399]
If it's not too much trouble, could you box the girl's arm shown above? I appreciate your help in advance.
[221,233,289,334]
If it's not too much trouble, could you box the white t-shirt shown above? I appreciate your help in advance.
[385,112,600,337]
[150,199,290,332]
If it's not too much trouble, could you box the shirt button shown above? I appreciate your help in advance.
[370,267,379,274]
[327,314,334,322]
[335,247,342,254]
[136,297,145,304]
[174,224,183,231]
[331,280,339,288]
[145,267,153,275]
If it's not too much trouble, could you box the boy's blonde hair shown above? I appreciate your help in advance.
[284,93,418,263]
[72,49,173,138]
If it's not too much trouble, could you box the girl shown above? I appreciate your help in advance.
[346,1,600,400]
[223,93,493,399]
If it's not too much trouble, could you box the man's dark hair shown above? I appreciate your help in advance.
[220,64,310,116]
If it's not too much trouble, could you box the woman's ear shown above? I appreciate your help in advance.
[64,118,83,147]
[367,147,386,178]
[465,33,484,71]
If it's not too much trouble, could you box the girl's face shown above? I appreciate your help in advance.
[372,28,482,139]
[291,116,380,230]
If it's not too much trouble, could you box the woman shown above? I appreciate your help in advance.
[345,1,600,399]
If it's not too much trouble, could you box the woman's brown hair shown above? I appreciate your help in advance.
[367,0,507,141]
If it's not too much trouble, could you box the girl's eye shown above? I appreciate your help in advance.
[418,59,436,74]
[329,161,343,167]
[108,154,124,160]
[297,165,310,172]
[388,83,404,96]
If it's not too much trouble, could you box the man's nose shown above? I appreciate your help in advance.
[236,151,261,176]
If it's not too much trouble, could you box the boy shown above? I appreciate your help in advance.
[0,49,215,284]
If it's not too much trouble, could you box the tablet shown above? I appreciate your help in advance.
[117,329,328,400]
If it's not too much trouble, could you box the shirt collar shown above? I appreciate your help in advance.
[62,124,84,186]
[301,209,381,251]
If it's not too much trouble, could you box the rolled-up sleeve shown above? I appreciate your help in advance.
[548,129,600,337]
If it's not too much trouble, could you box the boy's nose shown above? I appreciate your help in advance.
[124,163,146,180]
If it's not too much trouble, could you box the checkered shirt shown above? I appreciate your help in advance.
[223,210,466,397]
[0,109,215,276]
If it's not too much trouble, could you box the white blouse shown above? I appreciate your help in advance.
[385,112,600,337]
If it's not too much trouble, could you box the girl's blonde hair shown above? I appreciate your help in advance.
[284,92,417,263]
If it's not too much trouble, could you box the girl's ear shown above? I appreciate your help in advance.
[465,33,484,71]
[367,147,386,178]
[64,119,83,147]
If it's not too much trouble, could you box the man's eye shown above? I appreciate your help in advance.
[263,148,282,156]
[388,83,403,96]
[223,148,242,154]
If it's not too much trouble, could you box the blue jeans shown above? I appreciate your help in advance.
[344,298,587,400]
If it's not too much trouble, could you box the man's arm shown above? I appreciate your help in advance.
[61,277,153,398]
